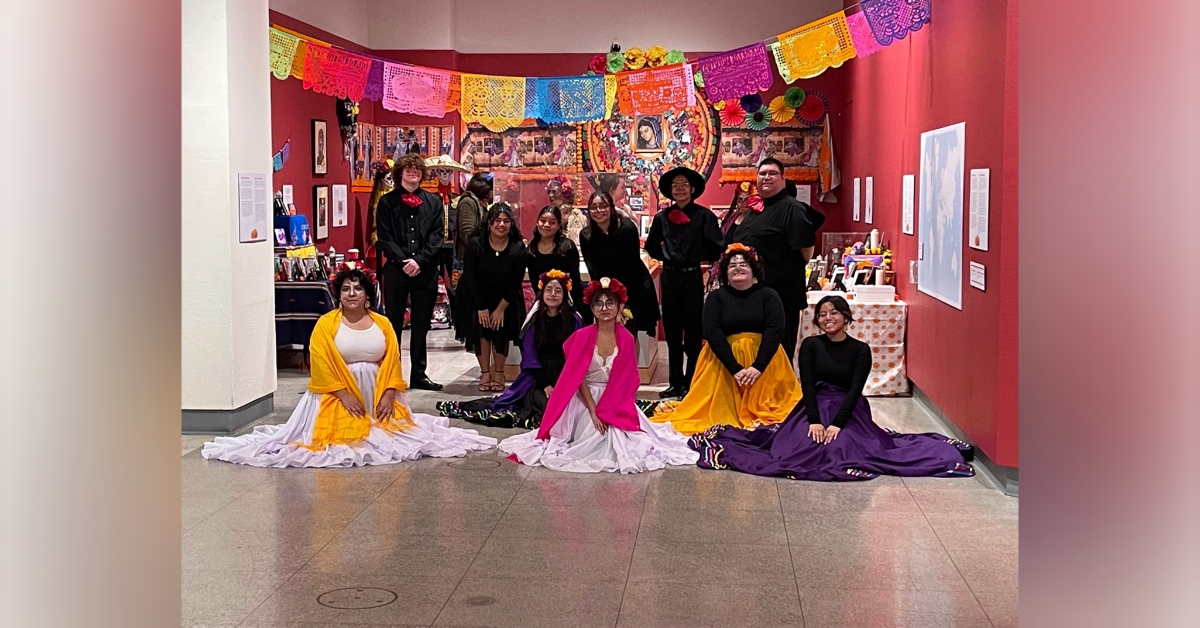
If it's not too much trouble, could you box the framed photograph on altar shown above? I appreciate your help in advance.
[633,115,665,154]
[313,185,329,240]
[312,120,328,175]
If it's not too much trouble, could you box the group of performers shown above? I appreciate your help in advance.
[203,156,973,482]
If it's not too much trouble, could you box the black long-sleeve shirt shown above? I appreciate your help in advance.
[644,202,724,268]
[579,217,660,330]
[702,285,786,375]
[376,187,445,288]
[525,238,587,320]
[727,192,816,309]
[798,334,873,428]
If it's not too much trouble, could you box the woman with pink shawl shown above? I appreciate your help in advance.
[499,278,698,473]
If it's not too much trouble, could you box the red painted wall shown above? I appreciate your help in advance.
[836,0,1018,466]
[269,12,376,254]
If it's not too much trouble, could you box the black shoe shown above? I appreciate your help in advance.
[678,386,690,399]
[410,376,444,391]
[659,386,681,399]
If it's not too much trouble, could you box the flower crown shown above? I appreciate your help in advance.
[583,276,628,305]
[725,242,753,256]
[538,269,573,293]
[547,175,574,199]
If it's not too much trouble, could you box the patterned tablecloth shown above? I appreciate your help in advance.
[796,300,909,396]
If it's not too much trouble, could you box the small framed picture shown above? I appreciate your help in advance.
[314,185,329,240]
[853,268,873,286]
[312,120,328,175]
[829,266,847,291]
[639,214,652,237]
[632,114,664,154]
[274,228,287,246]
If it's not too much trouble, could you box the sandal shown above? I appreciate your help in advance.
[489,372,506,392]
[478,369,492,392]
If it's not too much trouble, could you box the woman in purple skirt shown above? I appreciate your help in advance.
[688,295,974,481]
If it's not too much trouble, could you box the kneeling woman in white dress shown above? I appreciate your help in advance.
[499,277,698,473]
[202,269,496,468]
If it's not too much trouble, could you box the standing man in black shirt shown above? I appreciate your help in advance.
[645,167,724,398]
[726,158,817,362]
[376,152,445,391]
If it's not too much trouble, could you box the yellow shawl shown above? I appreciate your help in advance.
[299,308,413,450]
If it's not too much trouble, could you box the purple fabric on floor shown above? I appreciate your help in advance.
[689,383,974,481]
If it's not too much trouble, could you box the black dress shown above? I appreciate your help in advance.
[579,217,661,334]
[457,237,528,355]
[525,237,590,323]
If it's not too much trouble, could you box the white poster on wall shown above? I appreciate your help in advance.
[332,184,348,227]
[795,183,812,205]
[918,122,965,310]
[237,172,269,243]
[902,174,915,235]
[969,168,990,251]
[865,176,874,224]
[282,184,294,207]
[852,177,861,221]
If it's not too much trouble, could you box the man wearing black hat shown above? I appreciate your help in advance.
[727,158,817,363]
[645,167,724,399]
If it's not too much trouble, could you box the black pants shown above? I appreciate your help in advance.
[781,301,803,365]
[382,264,437,380]
[660,269,705,389]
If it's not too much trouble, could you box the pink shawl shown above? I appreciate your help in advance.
[535,323,642,440]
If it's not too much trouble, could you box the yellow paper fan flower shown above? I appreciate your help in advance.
[624,48,646,70]
[646,46,668,67]
[768,96,795,124]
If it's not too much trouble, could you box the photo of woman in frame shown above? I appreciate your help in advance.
[633,115,663,153]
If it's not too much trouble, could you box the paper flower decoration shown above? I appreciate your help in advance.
[607,52,626,73]
[693,69,705,88]
[624,48,647,70]
[718,99,746,126]
[646,46,668,67]
[590,54,608,74]
[796,91,829,124]
[712,98,725,111]
[740,93,763,112]
[783,87,806,108]
[666,49,685,65]
[768,96,795,123]
[747,105,771,131]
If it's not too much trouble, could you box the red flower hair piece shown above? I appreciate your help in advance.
[583,276,628,305]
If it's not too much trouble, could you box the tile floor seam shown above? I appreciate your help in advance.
[912,482,994,624]
[779,479,807,628]
[430,456,531,626]
[231,469,406,625]
[612,472,652,628]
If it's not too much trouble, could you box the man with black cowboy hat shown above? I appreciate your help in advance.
[645,166,724,399]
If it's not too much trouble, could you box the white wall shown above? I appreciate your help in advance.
[183,0,277,410]
[365,0,843,53]
[270,0,372,46]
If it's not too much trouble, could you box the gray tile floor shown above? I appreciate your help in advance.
[182,330,1018,628]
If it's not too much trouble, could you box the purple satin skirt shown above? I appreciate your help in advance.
[688,383,974,482]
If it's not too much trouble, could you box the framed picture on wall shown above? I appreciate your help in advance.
[332,184,347,227]
[632,114,664,154]
[312,120,328,175]
[314,185,329,239]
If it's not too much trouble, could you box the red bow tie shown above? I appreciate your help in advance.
[746,195,764,213]
[667,208,691,225]
[400,193,422,208]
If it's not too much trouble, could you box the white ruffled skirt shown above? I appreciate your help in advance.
[498,382,699,474]
[201,362,497,468]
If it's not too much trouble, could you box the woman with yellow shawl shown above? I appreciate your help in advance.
[202,269,496,468]
[650,244,801,435]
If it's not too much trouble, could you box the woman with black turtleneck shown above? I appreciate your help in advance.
[650,244,801,435]
[687,295,976,482]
